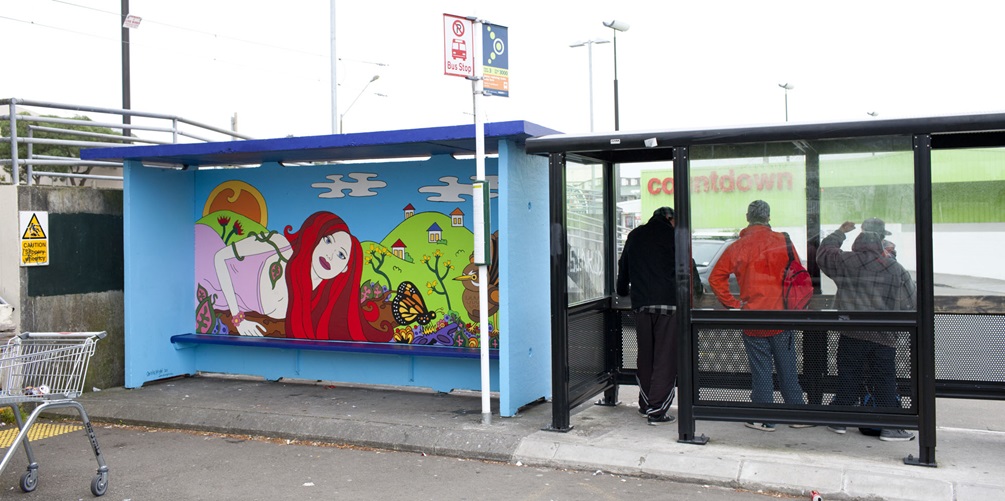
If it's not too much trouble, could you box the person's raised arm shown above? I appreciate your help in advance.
[817,221,854,277]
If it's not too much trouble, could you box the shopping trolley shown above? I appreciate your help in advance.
[0,331,109,496]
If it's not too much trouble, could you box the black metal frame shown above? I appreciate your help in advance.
[536,113,1005,464]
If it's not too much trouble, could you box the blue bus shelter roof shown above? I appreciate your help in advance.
[82,120,558,168]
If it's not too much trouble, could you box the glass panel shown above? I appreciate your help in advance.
[566,161,605,305]
[930,147,1005,385]
[931,147,1005,314]
[685,136,916,312]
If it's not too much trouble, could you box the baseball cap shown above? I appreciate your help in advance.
[862,217,892,235]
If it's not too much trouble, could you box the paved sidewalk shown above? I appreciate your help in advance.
[57,375,1005,501]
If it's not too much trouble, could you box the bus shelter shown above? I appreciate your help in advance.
[83,121,557,418]
[527,113,1005,466]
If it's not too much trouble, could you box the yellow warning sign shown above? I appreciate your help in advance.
[22,213,47,239]
[19,211,49,267]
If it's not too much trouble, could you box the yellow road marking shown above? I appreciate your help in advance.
[0,422,82,447]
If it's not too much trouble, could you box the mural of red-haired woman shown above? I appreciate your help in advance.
[283,211,391,341]
[195,211,392,342]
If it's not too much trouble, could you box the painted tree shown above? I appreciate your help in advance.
[364,243,394,289]
[421,249,454,312]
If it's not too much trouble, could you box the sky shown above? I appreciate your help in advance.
[6,0,1005,141]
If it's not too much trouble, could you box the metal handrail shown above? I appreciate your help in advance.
[2,97,254,186]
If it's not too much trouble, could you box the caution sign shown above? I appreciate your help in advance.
[20,211,49,266]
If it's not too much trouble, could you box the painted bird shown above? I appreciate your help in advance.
[454,231,499,322]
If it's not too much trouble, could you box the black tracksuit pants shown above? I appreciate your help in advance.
[635,310,678,417]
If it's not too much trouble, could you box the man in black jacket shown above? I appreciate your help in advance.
[616,206,690,425]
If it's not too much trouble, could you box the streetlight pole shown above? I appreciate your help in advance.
[339,75,379,134]
[330,0,337,134]
[121,0,131,136]
[603,20,629,131]
[778,83,793,122]
[570,38,610,132]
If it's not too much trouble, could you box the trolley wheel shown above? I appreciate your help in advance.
[90,472,108,497]
[19,469,38,493]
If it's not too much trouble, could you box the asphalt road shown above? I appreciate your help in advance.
[0,421,793,501]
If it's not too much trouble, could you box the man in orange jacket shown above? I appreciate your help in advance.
[709,200,806,432]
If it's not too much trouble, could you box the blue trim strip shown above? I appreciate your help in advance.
[170,334,499,360]
[83,121,559,167]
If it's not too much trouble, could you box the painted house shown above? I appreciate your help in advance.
[390,239,407,259]
[82,121,557,417]
[427,222,443,242]
[450,207,465,227]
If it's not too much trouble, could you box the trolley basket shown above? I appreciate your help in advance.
[0,331,109,496]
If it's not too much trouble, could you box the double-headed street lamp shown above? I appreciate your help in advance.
[569,38,610,132]
[603,20,629,131]
[339,75,379,134]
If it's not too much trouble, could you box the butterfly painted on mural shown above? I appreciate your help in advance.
[392,281,437,326]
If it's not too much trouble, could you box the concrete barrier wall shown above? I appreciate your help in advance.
[16,186,125,389]
[0,185,18,341]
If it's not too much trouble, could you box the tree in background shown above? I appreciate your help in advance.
[0,112,126,185]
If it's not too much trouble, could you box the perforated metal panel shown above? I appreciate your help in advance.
[620,312,638,371]
[935,314,1005,383]
[693,328,915,411]
[568,310,607,391]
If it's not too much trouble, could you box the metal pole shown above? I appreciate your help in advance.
[9,99,18,185]
[784,90,789,122]
[121,0,131,136]
[613,30,620,131]
[471,19,491,426]
[330,0,338,134]
[26,128,33,186]
[588,42,595,132]
[908,133,938,467]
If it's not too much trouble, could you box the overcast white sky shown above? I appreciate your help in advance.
[6,0,1005,140]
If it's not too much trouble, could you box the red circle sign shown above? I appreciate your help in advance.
[452,20,465,37]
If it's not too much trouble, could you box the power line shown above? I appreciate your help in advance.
[48,0,326,57]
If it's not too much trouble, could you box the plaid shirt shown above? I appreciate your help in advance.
[635,305,676,315]
[817,230,917,346]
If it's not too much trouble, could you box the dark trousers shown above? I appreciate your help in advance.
[801,330,828,405]
[635,311,678,417]
[832,335,899,408]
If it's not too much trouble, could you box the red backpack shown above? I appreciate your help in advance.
[782,233,813,309]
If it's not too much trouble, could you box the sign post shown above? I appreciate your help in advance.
[445,13,510,425]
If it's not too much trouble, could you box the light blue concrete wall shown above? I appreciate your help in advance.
[123,161,196,387]
[498,140,552,416]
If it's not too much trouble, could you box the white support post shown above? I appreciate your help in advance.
[470,18,491,426]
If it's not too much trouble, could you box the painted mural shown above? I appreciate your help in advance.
[193,165,499,350]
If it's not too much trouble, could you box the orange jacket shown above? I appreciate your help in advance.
[709,224,798,336]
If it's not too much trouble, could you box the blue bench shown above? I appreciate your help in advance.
[170,334,499,359]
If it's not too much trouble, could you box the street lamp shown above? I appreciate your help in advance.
[603,20,629,131]
[778,83,794,122]
[867,111,879,117]
[569,38,610,132]
[339,75,379,134]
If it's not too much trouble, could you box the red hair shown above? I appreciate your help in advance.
[283,211,390,342]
